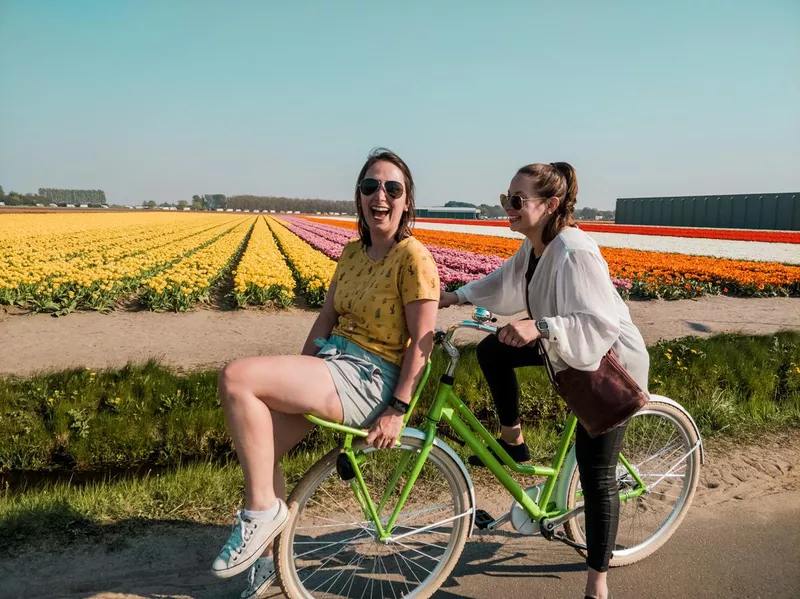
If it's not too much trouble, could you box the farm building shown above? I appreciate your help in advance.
[616,193,799,231]
[416,206,480,220]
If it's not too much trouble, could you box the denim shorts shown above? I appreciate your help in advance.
[315,335,401,428]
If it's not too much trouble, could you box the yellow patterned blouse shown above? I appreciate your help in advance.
[329,237,441,366]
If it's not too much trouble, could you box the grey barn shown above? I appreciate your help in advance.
[615,193,799,231]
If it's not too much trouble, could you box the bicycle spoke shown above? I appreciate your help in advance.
[282,439,468,598]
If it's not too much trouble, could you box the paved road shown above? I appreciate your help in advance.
[2,491,797,598]
[426,491,800,599]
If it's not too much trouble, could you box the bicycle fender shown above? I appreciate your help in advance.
[554,445,578,512]
[554,395,707,512]
[398,428,478,538]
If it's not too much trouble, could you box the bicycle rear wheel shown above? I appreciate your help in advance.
[563,401,701,567]
[276,434,472,599]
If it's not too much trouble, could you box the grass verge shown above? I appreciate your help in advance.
[1,331,798,552]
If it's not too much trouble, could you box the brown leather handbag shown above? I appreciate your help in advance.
[522,246,648,438]
[536,339,649,438]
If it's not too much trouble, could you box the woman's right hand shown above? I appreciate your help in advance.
[439,291,459,309]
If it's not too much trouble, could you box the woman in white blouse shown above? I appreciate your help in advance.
[440,161,649,599]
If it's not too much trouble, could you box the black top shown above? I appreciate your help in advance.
[524,248,540,319]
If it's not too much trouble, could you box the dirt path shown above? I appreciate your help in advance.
[1,430,798,598]
[1,296,798,376]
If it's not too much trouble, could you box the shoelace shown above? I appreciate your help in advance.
[246,558,273,591]
[224,510,255,559]
[246,561,258,588]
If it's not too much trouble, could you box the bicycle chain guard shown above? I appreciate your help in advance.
[510,483,544,535]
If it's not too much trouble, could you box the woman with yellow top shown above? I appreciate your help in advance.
[210,148,441,598]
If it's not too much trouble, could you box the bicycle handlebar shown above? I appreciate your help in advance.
[434,307,499,376]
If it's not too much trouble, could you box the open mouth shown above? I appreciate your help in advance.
[508,215,521,224]
[371,206,390,221]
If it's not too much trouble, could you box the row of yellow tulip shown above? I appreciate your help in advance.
[265,216,336,306]
[232,216,295,307]
[0,214,247,313]
[140,218,254,311]
[2,217,234,295]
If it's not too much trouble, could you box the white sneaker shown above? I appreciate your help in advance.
[211,500,289,579]
[240,556,276,599]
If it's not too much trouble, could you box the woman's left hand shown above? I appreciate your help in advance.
[365,408,405,449]
[497,319,541,347]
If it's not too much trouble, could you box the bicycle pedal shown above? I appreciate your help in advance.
[474,509,495,530]
[553,530,587,551]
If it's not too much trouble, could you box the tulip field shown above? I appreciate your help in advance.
[0,211,798,314]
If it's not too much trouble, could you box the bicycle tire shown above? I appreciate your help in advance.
[276,434,472,598]
[563,401,701,567]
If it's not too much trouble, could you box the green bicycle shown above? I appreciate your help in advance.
[275,307,704,598]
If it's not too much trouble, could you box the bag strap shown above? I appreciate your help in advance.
[536,339,562,391]
[523,247,538,320]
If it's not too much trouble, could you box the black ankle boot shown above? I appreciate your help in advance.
[468,438,531,467]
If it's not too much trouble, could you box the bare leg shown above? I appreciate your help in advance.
[218,354,343,511]
[585,567,608,598]
[500,424,524,445]
[271,410,315,502]
[260,410,315,558]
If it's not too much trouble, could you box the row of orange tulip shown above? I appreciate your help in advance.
[307,217,799,299]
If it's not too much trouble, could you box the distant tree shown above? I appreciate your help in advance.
[225,195,355,214]
[203,194,227,210]
[146,200,157,209]
[0,184,4,198]
[38,188,107,204]
[478,203,506,218]
[177,200,188,209]
[444,201,477,208]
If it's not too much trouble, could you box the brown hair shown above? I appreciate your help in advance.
[516,161,578,244]
[354,148,416,246]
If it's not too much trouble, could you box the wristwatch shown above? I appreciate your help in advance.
[535,318,550,339]
[387,396,410,414]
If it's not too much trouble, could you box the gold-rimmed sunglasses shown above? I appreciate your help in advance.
[499,193,547,211]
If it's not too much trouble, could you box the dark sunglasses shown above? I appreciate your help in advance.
[359,178,405,199]
[499,193,546,211]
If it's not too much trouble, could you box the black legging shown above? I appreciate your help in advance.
[476,334,626,572]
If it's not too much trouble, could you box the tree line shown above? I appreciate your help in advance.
[0,185,108,207]
[38,188,107,205]
[153,194,357,214]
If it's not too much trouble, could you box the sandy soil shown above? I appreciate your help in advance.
[0,430,797,598]
[1,296,798,376]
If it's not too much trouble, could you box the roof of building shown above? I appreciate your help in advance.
[418,206,481,213]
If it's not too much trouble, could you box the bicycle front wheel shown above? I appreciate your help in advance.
[276,434,472,599]
[564,401,701,567]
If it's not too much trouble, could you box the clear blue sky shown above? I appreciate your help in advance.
[1,1,798,209]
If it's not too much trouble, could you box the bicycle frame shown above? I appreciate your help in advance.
[304,315,648,542]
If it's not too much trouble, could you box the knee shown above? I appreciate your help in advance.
[218,359,251,401]
[476,335,499,369]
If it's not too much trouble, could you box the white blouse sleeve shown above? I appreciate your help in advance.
[543,249,621,371]
[454,239,529,316]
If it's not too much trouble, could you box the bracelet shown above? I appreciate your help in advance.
[386,396,410,414]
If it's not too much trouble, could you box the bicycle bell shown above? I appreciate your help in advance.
[472,307,493,323]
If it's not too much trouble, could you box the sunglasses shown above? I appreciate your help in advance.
[499,193,547,211]
[359,178,405,199]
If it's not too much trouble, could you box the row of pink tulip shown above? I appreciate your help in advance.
[277,217,505,289]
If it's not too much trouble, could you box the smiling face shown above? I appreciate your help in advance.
[358,160,409,242]
[504,172,559,236]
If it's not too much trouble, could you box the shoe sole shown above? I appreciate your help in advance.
[212,501,289,579]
